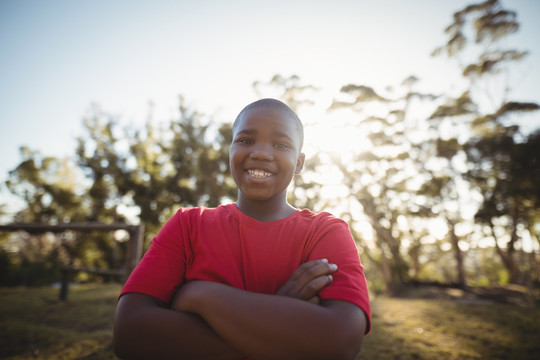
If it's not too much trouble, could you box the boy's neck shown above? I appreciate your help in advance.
[236,194,296,223]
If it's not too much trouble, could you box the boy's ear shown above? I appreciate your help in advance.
[295,153,306,174]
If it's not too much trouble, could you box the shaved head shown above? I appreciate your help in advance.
[233,98,304,151]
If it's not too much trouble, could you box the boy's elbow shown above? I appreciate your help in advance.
[326,332,364,360]
[321,300,367,360]
[112,296,142,359]
[112,340,124,359]
[340,313,367,359]
[311,337,362,360]
[113,323,130,359]
[341,335,364,360]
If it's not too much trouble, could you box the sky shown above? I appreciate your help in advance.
[1,0,539,215]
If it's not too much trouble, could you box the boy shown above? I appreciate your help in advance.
[113,98,371,360]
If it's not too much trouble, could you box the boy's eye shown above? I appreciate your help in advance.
[274,142,291,149]
[236,139,253,145]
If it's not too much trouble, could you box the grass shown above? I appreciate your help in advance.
[0,283,120,360]
[0,284,539,359]
[359,294,540,359]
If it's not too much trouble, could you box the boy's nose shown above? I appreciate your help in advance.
[250,144,274,160]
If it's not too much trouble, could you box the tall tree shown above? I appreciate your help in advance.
[431,0,540,283]
[75,99,235,245]
[329,76,440,291]
[464,128,540,283]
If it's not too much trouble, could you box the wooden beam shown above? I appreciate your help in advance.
[0,222,139,234]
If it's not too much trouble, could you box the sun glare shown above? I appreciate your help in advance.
[302,105,371,162]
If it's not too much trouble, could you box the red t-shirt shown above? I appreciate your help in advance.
[121,203,371,330]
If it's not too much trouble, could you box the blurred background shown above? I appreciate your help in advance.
[0,0,539,359]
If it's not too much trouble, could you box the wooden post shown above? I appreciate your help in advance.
[124,224,144,281]
[60,268,71,301]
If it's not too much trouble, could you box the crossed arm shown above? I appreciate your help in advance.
[113,259,367,360]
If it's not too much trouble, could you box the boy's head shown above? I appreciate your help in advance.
[229,98,305,203]
[232,98,304,153]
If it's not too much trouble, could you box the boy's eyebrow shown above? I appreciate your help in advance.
[273,131,295,143]
[236,129,295,142]
[236,129,257,136]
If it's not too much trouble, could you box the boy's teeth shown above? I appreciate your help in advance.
[248,169,272,178]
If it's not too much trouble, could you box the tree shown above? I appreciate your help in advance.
[253,74,318,112]
[431,0,540,283]
[3,98,236,285]
[75,99,235,246]
[329,76,440,291]
[3,147,111,284]
[464,129,540,283]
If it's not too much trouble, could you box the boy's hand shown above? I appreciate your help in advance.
[276,259,338,304]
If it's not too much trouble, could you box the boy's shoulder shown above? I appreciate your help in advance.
[296,208,349,227]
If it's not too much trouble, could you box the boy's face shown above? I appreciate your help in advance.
[230,106,305,203]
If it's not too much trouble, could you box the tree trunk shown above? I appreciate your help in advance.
[446,217,467,288]
[489,218,522,284]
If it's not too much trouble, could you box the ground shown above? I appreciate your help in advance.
[0,282,539,359]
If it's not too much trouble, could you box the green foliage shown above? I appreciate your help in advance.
[74,99,235,243]
[434,0,520,58]
[5,148,87,224]
[0,247,60,286]
[430,0,539,286]
[253,74,318,111]
[3,98,235,284]
[429,92,477,120]
[329,78,443,291]
[465,130,540,283]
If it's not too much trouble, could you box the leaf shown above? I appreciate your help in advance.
[495,101,540,117]
[463,50,529,77]
[339,84,388,102]
[436,138,461,159]
[401,75,419,87]
[429,92,476,119]
[474,9,519,43]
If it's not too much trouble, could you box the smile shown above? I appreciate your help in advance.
[247,169,273,178]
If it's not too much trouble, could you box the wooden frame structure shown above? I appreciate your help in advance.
[0,222,144,300]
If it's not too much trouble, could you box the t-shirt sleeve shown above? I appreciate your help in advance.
[306,215,371,333]
[119,211,187,303]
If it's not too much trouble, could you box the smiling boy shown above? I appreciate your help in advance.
[230,99,305,222]
[113,98,371,360]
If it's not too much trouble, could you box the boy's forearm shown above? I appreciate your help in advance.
[178,281,366,360]
[114,293,244,360]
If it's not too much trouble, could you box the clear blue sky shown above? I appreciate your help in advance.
[1,0,539,213]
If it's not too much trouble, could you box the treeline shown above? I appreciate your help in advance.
[1,0,539,292]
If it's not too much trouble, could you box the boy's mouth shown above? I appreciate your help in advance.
[247,169,273,178]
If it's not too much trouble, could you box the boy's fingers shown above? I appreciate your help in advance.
[289,259,324,280]
[291,259,336,281]
[276,259,337,300]
[297,274,333,301]
[292,260,337,291]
